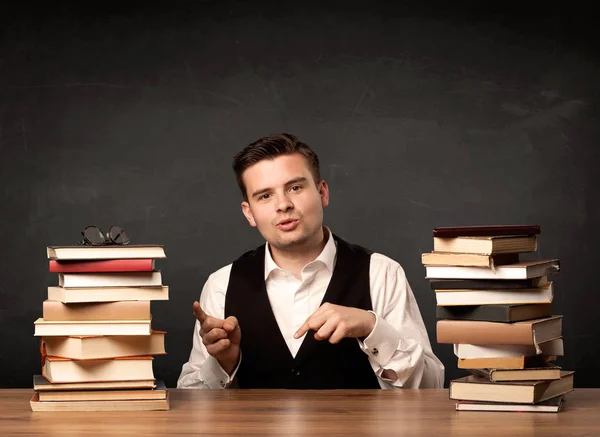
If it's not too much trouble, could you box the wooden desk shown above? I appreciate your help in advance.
[1,389,599,436]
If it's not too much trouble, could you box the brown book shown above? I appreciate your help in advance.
[437,316,562,346]
[42,331,166,360]
[42,356,155,383]
[422,252,519,267]
[449,371,574,404]
[433,236,538,255]
[458,355,557,370]
[30,392,169,411]
[433,225,541,238]
[33,375,156,391]
[38,381,167,402]
[42,300,151,321]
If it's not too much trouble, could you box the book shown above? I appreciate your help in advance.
[33,375,156,391]
[455,395,564,412]
[48,285,169,303]
[434,284,554,307]
[47,245,166,260]
[49,259,155,273]
[41,331,166,359]
[37,381,167,402]
[433,225,541,238]
[58,271,162,288]
[42,300,151,321]
[430,277,548,290]
[426,259,559,280]
[433,235,538,255]
[449,371,574,404]
[42,356,155,383]
[421,252,519,268]
[469,365,562,382]
[458,355,556,370]
[30,392,169,411]
[34,318,152,336]
[436,303,552,322]
[454,338,564,359]
[437,316,562,348]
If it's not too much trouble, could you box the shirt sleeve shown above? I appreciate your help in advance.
[358,254,445,389]
[176,264,241,389]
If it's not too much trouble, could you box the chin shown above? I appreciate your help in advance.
[273,234,309,250]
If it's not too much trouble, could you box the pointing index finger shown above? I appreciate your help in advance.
[193,301,208,323]
[294,320,311,339]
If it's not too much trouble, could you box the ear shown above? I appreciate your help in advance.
[241,201,257,227]
[318,180,330,208]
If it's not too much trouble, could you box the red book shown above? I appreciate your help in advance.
[433,225,540,238]
[49,259,155,273]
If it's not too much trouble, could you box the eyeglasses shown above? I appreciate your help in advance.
[78,225,130,246]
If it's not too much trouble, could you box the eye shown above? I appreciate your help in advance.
[258,193,271,201]
[289,185,302,192]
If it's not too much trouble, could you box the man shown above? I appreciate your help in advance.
[177,133,444,389]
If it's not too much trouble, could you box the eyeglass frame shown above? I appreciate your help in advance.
[78,225,130,246]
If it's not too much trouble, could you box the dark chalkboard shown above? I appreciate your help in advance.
[1,2,599,388]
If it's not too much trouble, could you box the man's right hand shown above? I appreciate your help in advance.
[193,301,241,376]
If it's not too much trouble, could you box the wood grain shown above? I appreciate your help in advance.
[1,389,599,436]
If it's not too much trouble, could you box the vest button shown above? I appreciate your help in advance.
[291,368,300,376]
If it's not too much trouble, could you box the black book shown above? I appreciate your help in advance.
[429,277,547,290]
[436,304,552,322]
[433,225,540,238]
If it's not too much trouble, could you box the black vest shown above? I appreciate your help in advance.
[224,234,380,389]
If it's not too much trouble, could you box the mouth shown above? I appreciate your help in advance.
[277,218,299,231]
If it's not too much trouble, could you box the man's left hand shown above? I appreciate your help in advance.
[293,303,376,344]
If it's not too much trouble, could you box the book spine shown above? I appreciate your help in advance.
[436,320,533,345]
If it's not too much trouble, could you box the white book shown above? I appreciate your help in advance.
[435,282,554,306]
[426,259,559,280]
[47,245,166,260]
[454,338,564,359]
[34,318,151,336]
[48,285,169,303]
[58,271,162,288]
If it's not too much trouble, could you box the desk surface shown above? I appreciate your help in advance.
[2,388,600,436]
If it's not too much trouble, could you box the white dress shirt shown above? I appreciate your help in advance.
[177,229,444,389]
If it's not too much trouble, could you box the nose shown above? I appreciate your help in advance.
[276,192,294,213]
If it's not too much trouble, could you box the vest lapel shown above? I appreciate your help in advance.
[293,234,362,366]
[238,245,296,362]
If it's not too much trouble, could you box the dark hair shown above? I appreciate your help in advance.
[232,133,321,201]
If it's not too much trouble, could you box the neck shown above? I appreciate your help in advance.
[269,228,328,278]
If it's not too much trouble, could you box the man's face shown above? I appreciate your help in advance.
[241,153,329,251]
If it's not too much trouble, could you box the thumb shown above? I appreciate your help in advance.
[223,316,241,344]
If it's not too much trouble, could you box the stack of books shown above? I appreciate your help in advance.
[30,244,170,412]
[422,225,574,413]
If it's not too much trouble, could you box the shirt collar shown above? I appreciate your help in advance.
[264,227,337,279]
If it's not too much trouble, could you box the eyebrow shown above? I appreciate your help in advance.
[251,177,309,199]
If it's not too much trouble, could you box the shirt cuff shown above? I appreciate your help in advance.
[204,353,242,389]
[359,311,401,367]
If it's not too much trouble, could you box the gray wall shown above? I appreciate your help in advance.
[1,2,599,388]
